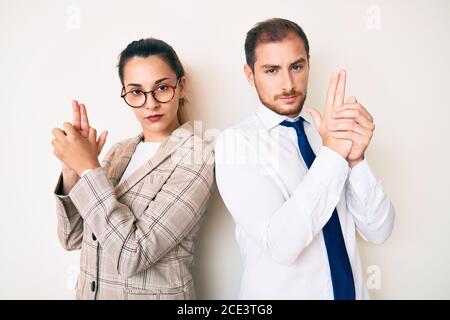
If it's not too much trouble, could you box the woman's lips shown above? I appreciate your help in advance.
[146,114,164,122]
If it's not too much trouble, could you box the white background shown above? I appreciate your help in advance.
[1,0,449,299]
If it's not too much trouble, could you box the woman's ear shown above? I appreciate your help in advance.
[179,76,187,97]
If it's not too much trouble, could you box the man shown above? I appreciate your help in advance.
[214,18,395,299]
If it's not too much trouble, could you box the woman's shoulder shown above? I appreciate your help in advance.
[174,122,214,165]
[179,122,213,151]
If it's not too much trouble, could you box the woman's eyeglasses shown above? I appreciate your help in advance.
[121,78,180,108]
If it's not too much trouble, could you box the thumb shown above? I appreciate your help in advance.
[97,131,108,155]
[306,107,322,130]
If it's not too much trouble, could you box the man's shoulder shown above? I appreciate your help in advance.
[217,113,263,142]
[214,112,269,161]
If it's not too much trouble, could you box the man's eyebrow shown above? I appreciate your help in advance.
[290,58,307,66]
[259,58,307,69]
[260,64,280,69]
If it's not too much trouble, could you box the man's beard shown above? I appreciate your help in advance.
[256,85,307,118]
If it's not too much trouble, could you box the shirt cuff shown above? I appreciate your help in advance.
[310,146,350,187]
[348,159,378,204]
[54,173,70,199]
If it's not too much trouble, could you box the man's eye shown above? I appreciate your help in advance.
[292,65,304,71]
[266,68,277,74]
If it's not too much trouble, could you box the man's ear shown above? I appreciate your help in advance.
[244,64,255,87]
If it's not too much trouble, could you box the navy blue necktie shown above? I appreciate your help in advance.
[280,118,356,300]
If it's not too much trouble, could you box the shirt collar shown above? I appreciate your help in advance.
[256,102,312,131]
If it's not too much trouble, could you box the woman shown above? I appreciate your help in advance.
[51,38,214,300]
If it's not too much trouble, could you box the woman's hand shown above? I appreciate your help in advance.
[60,101,90,175]
[72,100,108,157]
[53,100,108,193]
[52,123,103,177]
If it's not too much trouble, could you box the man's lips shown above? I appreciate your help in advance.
[279,95,298,100]
[279,95,299,103]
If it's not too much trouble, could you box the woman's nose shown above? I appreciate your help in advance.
[144,94,160,110]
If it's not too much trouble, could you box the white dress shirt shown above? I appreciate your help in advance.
[214,103,395,299]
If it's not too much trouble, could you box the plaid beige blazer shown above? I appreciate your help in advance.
[54,122,215,299]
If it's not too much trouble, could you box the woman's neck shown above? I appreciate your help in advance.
[143,120,180,142]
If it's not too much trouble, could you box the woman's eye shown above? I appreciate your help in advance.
[156,85,169,92]
[130,90,143,95]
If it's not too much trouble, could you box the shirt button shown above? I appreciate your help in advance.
[91,281,96,292]
[92,233,97,241]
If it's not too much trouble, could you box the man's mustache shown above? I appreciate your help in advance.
[275,90,302,99]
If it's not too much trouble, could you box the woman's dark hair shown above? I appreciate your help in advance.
[117,38,186,122]
[245,18,310,72]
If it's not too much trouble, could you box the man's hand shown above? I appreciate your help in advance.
[307,70,353,159]
[329,96,375,168]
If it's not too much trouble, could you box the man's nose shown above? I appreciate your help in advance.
[281,71,295,92]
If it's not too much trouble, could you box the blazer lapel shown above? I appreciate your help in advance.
[104,133,143,187]
[113,122,194,199]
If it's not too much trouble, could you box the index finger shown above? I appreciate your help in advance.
[72,100,81,131]
[334,70,346,110]
[80,103,90,136]
[325,72,339,117]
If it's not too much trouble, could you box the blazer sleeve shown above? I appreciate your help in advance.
[54,142,121,251]
[66,143,215,279]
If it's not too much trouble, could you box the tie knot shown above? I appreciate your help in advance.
[280,118,306,136]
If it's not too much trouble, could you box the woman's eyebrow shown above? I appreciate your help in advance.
[125,77,171,88]
[125,83,143,88]
[154,77,170,84]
